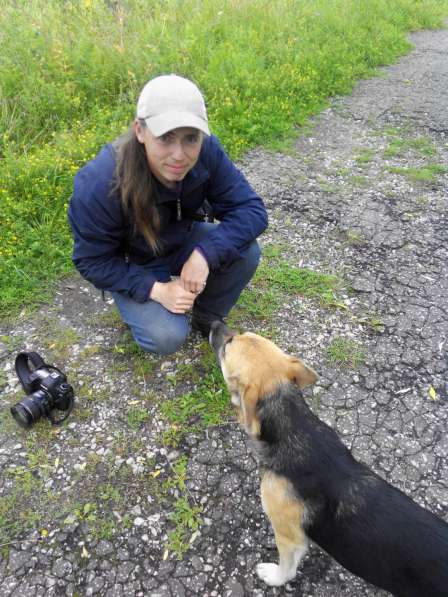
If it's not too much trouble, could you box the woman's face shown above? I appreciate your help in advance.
[134,121,203,189]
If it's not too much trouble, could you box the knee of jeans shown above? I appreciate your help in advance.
[134,320,189,356]
[243,240,262,271]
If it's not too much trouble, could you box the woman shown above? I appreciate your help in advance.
[68,74,268,355]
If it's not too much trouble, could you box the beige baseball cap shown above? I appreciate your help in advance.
[136,74,210,137]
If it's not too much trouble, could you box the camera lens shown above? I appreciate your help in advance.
[10,393,47,429]
[11,403,35,428]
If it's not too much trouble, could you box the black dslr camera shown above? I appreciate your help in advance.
[10,352,75,429]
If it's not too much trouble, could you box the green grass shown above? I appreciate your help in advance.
[0,422,164,549]
[0,448,52,545]
[230,244,344,325]
[126,406,150,430]
[160,345,231,446]
[261,247,341,303]
[383,134,437,158]
[326,337,366,369]
[1,0,448,317]
[343,229,368,247]
[355,148,376,166]
[112,329,158,379]
[349,175,369,187]
[382,130,445,183]
[163,456,203,559]
[166,495,203,559]
[388,164,448,184]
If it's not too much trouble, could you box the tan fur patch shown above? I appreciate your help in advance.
[261,471,307,552]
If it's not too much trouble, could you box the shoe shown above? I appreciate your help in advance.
[191,311,223,338]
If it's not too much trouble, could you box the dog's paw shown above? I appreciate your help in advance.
[256,563,287,586]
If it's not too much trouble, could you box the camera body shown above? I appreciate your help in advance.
[11,352,75,428]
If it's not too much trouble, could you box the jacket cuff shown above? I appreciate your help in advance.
[134,276,157,303]
[194,246,209,264]
[196,239,219,269]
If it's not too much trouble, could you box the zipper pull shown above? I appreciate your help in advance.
[177,198,182,221]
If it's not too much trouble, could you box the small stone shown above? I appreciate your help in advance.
[96,541,114,557]
[134,517,145,527]
[7,549,30,573]
[52,558,72,578]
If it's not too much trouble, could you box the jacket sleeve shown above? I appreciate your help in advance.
[196,136,268,269]
[68,166,157,303]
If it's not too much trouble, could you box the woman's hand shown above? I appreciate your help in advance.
[150,280,197,314]
[180,249,209,294]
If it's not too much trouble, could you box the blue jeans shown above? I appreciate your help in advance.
[112,222,261,355]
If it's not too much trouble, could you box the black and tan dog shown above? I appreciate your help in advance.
[210,321,448,597]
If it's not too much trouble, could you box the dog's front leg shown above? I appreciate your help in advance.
[257,540,308,586]
[257,472,308,586]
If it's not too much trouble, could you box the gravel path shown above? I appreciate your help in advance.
[1,26,447,597]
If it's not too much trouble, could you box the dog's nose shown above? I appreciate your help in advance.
[210,320,224,333]
[209,320,225,345]
[209,320,232,350]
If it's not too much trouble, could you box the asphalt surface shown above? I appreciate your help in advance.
[0,25,447,597]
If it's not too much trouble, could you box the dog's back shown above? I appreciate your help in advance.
[257,384,448,597]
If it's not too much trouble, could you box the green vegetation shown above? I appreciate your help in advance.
[42,327,82,361]
[349,174,369,187]
[230,244,344,324]
[0,334,23,353]
[326,337,366,369]
[0,447,53,545]
[343,229,368,248]
[388,164,447,184]
[355,148,376,166]
[2,0,448,316]
[166,496,203,559]
[355,314,385,333]
[163,456,203,559]
[384,135,437,158]
[382,130,446,183]
[0,422,166,550]
[112,330,157,379]
[126,405,150,429]
[161,346,231,446]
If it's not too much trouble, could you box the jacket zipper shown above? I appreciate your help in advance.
[177,198,182,221]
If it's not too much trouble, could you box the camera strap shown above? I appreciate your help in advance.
[15,352,46,393]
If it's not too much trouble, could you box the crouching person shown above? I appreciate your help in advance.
[68,74,268,355]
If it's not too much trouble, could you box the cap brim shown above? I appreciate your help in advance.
[145,111,210,137]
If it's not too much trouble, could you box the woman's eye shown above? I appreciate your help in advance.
[186,135,200,144]
[159,133,173,143]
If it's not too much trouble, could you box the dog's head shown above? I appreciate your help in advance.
[210,321,318,437]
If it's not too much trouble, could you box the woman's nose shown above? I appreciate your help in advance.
[171,141,186,160]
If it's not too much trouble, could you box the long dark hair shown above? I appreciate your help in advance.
[112,124,160,252]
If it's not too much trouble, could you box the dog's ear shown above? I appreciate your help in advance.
[241,383,261,437]
[288,356,319,389]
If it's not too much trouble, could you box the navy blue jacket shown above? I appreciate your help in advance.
[68,134,268,302]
